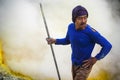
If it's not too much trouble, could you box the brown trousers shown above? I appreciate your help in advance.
[72,65,92,80]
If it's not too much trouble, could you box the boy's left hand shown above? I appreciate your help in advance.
[82,57,97,68]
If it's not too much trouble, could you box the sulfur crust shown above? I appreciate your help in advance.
[0,40,32,80]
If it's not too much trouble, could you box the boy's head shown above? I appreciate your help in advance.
[72,5,88,30]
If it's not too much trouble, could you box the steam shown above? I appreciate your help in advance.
[0,0,120,80]
[104,0,120,80]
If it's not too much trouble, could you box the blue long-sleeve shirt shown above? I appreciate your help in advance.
[55,23,112,66]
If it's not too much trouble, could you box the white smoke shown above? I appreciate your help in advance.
[0,0,120,80]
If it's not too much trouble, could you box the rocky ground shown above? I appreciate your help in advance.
[0,66,25,80]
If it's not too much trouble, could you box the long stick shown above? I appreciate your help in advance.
[40,3,61,80]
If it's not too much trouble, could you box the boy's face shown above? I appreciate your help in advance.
[75,15,87,30]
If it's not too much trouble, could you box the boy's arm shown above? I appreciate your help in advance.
[55,31,70,45]
[46,26,70,45]
[89,29,112,60]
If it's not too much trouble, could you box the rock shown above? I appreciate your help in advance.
[0,66,25,80]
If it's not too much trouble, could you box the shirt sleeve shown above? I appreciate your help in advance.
[55,28,70,45]
[89,29,112,60]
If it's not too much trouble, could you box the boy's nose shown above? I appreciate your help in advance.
[82,18,86,23]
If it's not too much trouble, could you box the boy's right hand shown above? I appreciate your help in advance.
[46,38,56,44]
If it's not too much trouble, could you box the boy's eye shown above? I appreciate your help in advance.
[77,16,87,20]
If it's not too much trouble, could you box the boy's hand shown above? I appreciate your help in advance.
[82,57,97,68]
[46,38,56,44]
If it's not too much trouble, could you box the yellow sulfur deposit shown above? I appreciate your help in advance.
[0,41,2,64]
[88,69,111,80]
[0,40,32,80]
